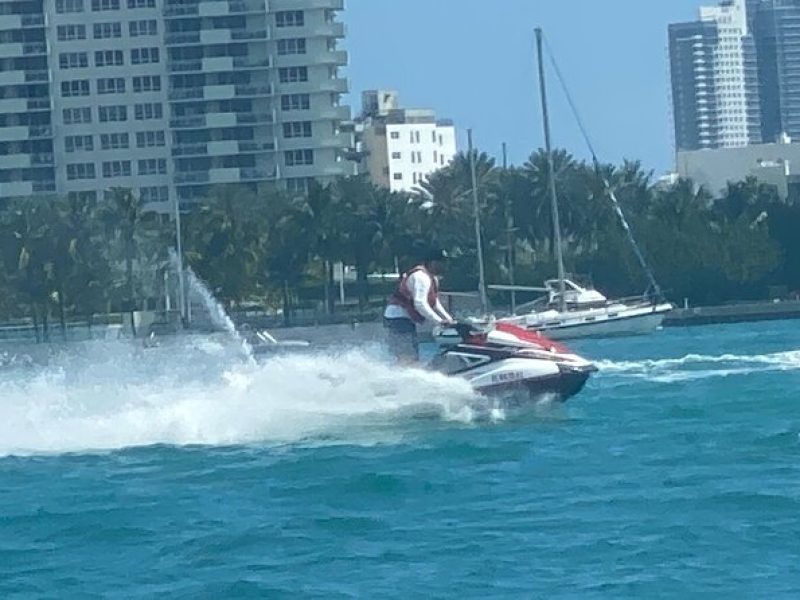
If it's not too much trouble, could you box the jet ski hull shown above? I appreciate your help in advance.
[431,323,597,405]
[473,365,594,403]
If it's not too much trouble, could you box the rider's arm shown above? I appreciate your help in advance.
[408,271,447,324]
[434,297,455,323]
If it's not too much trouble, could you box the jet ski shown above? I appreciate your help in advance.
[430,322,596,402]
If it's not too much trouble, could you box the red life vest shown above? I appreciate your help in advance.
[387,265,439,324]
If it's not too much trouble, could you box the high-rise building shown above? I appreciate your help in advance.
[0,0,352,207]
[355,90,457,193]
[0,1,56,199]
[749,0,800,143]
[669,0,762,151]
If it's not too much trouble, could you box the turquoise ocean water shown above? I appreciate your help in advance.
[1,320,799,598]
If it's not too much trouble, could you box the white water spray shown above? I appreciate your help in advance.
[0,337,480,457]
[167,249,253,360]
[184,267,253,357]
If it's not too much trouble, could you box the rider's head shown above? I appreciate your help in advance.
[422,245,448,276]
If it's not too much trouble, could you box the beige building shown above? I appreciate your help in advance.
[0,0,354,208]
[355,90,457,193]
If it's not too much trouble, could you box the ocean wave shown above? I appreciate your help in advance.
[597,349,800,382]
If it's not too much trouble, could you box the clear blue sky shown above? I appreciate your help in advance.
[343,0,705,175]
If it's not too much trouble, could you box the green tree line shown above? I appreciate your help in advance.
[2,148,800,337]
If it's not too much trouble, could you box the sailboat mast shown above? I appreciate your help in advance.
[535,27,567,312]
[468,129,489,315]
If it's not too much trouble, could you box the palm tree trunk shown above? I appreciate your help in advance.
[282,280,291,327]
[356,260,369,313]
[56,277,67,342]
[31,304,40,344]
[126,250,136,337]
[327,260,335,315]
[42,303,49,343]
[322,260,332,316]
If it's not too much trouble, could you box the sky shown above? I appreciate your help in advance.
[342,0,706,175]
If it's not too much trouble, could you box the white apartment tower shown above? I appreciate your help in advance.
[0,0,352,207]
[700,0,752,147]
[669,0,762,151]
[358,90,457,193]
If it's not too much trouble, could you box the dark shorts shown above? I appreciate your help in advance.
[383,317,418,362]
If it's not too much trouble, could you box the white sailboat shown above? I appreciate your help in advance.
[495,29,673,340]
[501,279,673,340]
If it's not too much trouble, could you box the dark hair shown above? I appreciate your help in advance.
[423,246,448,262]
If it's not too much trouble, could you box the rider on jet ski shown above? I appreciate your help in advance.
[383,244,456,363]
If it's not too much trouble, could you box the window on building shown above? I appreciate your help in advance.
[390,131,400,140]
[138,158,166,175]
[281,93,310,111]
[57,0,84,12]
[65,135,93,152]
[432,131,437,143]
[415,131,421,143]
[91,0,120,10]
[61,80,90,97]
[129,19,157,36]
[133,76,161,92]
[393,173,402,180]
[282,121,312,138]
[63,107,92,125]
[278,67,308,84]
[391,152,401,159]
[286,177,315,194]
[131,48,159,65]
[102,160,131,178]
[127,0,155,7]
[67,191,97,202]
[95,50,124,67]
[136,130,165,148]
[134,103,163,120]
[275,10,304,27]
[284,149,314,166]
[97,77,125,94]
[98,105,127,122]
[59,52,88,69]
[140,186,169,203]
[67,163,96,180]
[93,22,122,39]
[277,38,307,55]
[100,132,129,150]
[57,25,86,41]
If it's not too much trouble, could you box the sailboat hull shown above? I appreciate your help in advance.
[504,303,673,341]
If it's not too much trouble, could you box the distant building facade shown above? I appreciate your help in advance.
[355,90,457,193]
[749,0,800,143]
[677,135,800,199]
[669,0,762,152]
[0,0,353,208]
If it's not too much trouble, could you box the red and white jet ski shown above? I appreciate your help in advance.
[431,322,596,402]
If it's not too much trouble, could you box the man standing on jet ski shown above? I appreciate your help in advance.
[383,245,456,363]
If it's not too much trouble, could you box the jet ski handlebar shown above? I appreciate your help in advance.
[432,321,492,345]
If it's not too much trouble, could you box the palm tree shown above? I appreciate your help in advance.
[330,175,399,311]
[184,184,268,307]
[97,187,166,333]
[0,196,57,341]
